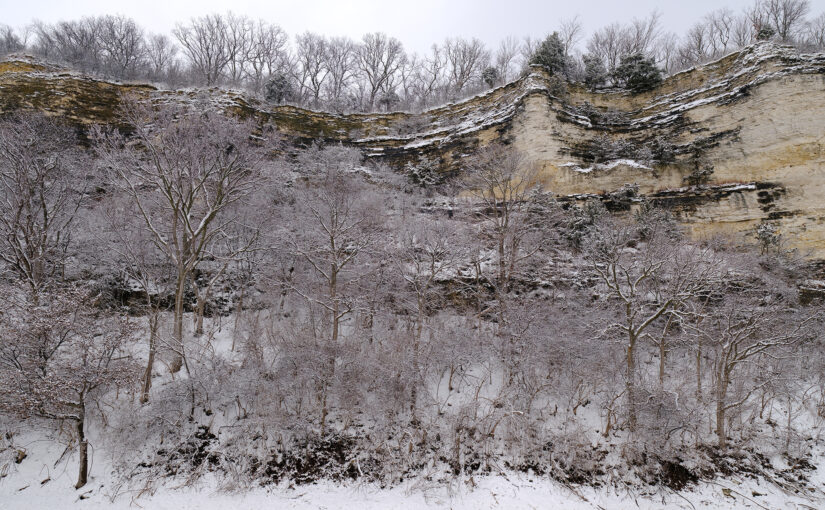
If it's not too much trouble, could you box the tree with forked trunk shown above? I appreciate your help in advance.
[92,101,267,374]
[394,217,466,420]
[0,286,138,489]
[585,208,719,433]
[287,144,382,432]
[464,143,541,330]
[685,287,819,448]
[0,114,86,303]
[100,200,175,404]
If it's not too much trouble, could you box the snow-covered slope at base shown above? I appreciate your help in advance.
[3,317,825,509]
[2,472,821,510]
[2,433,822,510]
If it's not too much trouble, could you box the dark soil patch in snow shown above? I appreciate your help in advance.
[136,425,219,477]
[259,434,380,485]
[658,459,698,490]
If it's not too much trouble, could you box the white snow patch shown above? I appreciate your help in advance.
[561,159,652,174]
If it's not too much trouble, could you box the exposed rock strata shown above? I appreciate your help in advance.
[1,43,824,256]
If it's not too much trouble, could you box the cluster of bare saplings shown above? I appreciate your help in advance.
[1,1,824,112]
[0,108,822,491]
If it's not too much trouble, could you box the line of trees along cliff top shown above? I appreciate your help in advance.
[1,0,824,112]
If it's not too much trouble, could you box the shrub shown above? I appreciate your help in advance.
[582,54,607,89]
[756,25,776,41]
[482,67,500,88]
[611,53,662,93]
[404,157,442,186]
[530,32,569,76]
[265,73,294,104]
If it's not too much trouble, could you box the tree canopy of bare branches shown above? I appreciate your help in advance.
[92,102,267,373]
[0,114,85,301]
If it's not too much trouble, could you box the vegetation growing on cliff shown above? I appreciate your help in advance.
[0,114,823,507]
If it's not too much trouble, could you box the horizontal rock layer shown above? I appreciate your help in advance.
[1,43,824,257]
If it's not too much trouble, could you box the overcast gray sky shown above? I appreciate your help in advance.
[5,0,825,54]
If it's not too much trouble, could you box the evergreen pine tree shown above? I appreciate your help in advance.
[582,53,607,89]
[265,73,294,104]
[611,53,662,93]
[529,32,569,76]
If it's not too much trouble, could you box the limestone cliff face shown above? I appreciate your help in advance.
[1,43,824,256]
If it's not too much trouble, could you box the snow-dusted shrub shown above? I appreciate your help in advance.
[611,53,663,93]
[404,157,442,187]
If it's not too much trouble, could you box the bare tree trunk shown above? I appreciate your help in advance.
[626,333,637,432]
[411,298,424,420]
[171,269,186,373]
[715,368,728,448]
[191,272,212,338]
[75,408,88,489]
[195,291,206,337]
[496,218,508,332]
[658,314,673,389]
[659,339,666,388]
[320,385,329,435]
[696,340,703,400]
[331,271,339,343]
[320,265,339,434]
[786,394,793,454]
[192,276,203,337]
[232,284,245,352]
[140,312,159,404]
[366,303,375,344]
[716,393,726,448]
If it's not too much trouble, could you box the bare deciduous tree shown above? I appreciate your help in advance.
[288,144,381,431]
[732,14,755,47]
[100,200,175,404]
[587,11,661,75]
[32,17,102,72]
[145,33,179,83]
[0,24,25,55]
[706,8,736,54]
[93,102,266,373]
[324,36,356,108]
[0,286,138,488]
[758,0,811,42]
[804,12,825,48]
[394,217,465,418]
[0,114,85,301]
[356,32,405,110]
[97,15,146,79]
[558,16,584,54]
[686,290,819,447]
[414,44,447,107]
[494,36,521,83]
[679,23,712,67]
[587,23,626,74]
[465,144,540,328]
[245,21,288,93]
[444,37,490,95]
[223,12,254,87]
[174,13,231,86]
[585,211,717,432]
[295,32,329,107]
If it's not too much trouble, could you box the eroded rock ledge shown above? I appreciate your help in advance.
[1,42,824,256]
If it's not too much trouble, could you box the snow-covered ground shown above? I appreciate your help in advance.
[3,315,824,510]
[2,431,823,510]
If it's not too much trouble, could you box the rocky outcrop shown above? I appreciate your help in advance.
[1,42,824,257]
